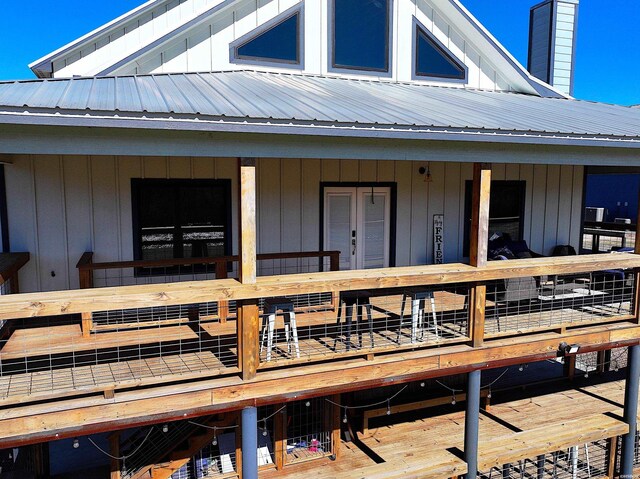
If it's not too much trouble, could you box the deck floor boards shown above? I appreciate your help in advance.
[261,377,632,479]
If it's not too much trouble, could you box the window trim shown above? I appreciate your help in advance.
[412,17,468,83]
[131,178,233,276]
[229,4,304,69]
[328,0,393,76]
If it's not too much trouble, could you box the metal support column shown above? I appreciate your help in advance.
[465,369,481,479]
[621,344,640,478]
[242,406,258,479]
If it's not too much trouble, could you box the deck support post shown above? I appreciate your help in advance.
[237,158,259,380]
[621,343,640,477]
[241,406,258,479]
[469,163,491,347]
[464,369,481,479]
[238,158,257,285]
[536,455,545,479]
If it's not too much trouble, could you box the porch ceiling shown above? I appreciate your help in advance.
[0,70,639,149]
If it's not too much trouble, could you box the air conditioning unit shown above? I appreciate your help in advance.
[584,207,605,222]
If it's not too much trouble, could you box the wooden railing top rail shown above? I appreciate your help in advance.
[0,253,639,320]
[0,252,29,285]
[76,250,341,271]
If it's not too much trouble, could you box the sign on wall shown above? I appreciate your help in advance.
[433,214,444,264]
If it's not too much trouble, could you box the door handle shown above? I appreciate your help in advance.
[351,230,356,255]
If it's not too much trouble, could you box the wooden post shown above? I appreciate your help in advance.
[215,260,229,323]
[238,299,260,380]
[564,355,576,380]
[470,284,486,347]
[634,188,640,322]
[109,433,121,479]
[77,252,94,289]
[607,436,618,479]
[81,312,93,338]
[237,158,259,381]
[330,394,341,460]
[274,404,286,470]
[235,411,243,479]
[469,163,491,269]
[469,163,491,347]
[238,158,257,285]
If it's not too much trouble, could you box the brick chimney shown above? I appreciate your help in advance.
[528,0,579,96]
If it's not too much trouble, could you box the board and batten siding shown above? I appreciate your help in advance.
[113,0,511,91]
[5,156,583,293]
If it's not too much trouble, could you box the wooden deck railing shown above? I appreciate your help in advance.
[0,253,639,409]
[76,250,340,324]
[0,252,29,337]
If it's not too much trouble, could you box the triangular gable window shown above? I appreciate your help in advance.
[232,8,301,66]
[415,24,466,80]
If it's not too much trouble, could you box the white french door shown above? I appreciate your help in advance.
[324,187,391,270]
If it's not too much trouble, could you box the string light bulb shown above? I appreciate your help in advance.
[386,400,391,416]
[305,401,311,407]
[487,388,492,399]
[343,411,348,424]
[420,382,426,388]
[73,438,80,449]
[162,424,169,433]
[212,428,218,446]
[451,394,457,405]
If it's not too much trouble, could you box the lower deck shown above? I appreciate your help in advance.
[261,372,630,479]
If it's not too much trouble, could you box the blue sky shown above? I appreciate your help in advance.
[0,0,638,105]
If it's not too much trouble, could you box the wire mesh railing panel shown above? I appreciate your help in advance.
[286,398,331,464]
[257,286,470,365]
[479,439,610,479]
[485,270,635,336]
[0,304,238,401]
[583,231,635,253]
[256,257,333,277]
[189,441,238,478]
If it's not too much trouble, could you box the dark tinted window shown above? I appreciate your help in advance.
[236,13,300,63]
[416,27,465,79]
[463,181,526,256]
[332,0,390,72]
[133,179,232,266]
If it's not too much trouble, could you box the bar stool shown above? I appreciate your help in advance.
[397,288,438,344]
[333,291,374,352]
[260,297,300,362]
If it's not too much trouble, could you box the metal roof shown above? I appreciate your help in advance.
[0,70,639,148]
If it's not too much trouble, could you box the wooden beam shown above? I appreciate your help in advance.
[238,158,257,285]
[1,322,638,448]
[469,163,491,268]
[238,299,260,380]
[81,312,93,338]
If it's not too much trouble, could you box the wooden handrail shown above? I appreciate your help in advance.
[0,252,29,293]
[1,253,639,321]
[76,250,341,272]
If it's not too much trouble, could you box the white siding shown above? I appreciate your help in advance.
[6,157,584,293]
[54,0,222,77]
[111,0,514,91]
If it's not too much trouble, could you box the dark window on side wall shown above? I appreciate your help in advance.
[463,181,526,257]
[332,0,390,72]
[236,12,300,64]
[415,26,466,79]
[132,179,232,274]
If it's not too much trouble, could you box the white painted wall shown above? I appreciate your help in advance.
[5,155,583,293]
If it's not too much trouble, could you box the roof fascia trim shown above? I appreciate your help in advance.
[29,0,165,78]
[0,112,638,150]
